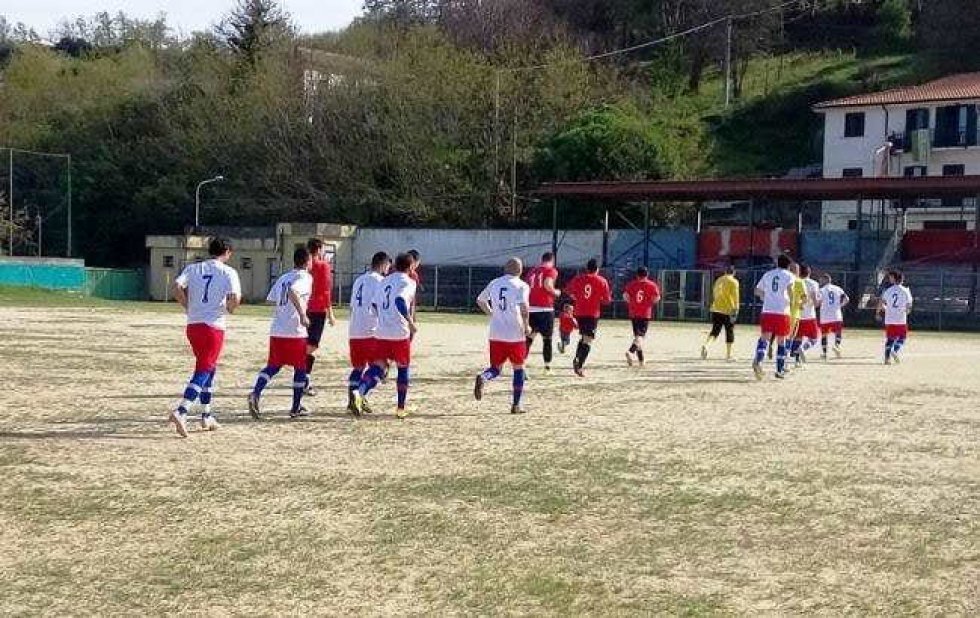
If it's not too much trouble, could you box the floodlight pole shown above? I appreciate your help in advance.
[195,175,225,228]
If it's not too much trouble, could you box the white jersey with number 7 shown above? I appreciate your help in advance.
[174,259,242,329]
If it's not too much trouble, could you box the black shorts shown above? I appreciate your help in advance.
[577,317,599,338]
[307,312,327,346]
[709,312,735,343]
[631,318,650,338]
[528,311,555,336]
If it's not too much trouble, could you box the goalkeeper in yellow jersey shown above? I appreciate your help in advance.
[702,265,740,360]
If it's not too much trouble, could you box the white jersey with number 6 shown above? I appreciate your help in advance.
[266,269,313,338]
[349,271,385,339]
[756,268,795,315]
[373,272,417,341]
[882,284,913,325]
[478,274,530,343]
[819,284,847,324]
[175,259,242,330]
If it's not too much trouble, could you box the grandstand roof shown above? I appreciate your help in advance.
[813,73,980,109]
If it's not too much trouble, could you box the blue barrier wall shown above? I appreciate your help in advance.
[0,257,87,290]
[607,229,697,270]
[800,231,858,266]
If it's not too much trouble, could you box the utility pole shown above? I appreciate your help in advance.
[511,119,518,220]
[494,71,501,202]
[724,17,734,107]
[7,149,13,257]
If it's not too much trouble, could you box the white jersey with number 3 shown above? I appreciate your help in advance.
[882,284,913,325]
[478,274,530,343]
[349,271,385,340]
[175,259,242,329]
[819,284,847,324]
[266,269,313,338]
[756,268,795,315]
[373,272,417,341]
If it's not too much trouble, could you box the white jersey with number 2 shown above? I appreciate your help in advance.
[478,274,530,343]
[175,259,242,330]
[349,271,385,340]
[756,268,795,316]
[266,269,313,338]
[882,284,913,325]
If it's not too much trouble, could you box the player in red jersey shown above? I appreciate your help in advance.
[622,266,661,367]
[524,252,561,372]
[557,302,577,354]
[305,238,336,396]
[565,258,612,377]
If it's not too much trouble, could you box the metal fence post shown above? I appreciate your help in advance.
[434,266,439,309]
[467,266,473,307]
[939,271,945,331]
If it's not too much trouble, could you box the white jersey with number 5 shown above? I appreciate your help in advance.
[266,269,313,338]
[882,284,913,325]
[349,271,385,339]
[478,274,530,343]
[819,284,847,324]
[373,272,417,341]
[756,268,795,315]
[175,259,242,329]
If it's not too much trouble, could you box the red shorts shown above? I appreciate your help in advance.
[796,318,820,340]
[349,338,378,368]
[821,321,843,335]
[268,336,308,370]
[886,324,909,339]
[186,323,225,372]
[489,340,528,368]
[376,338,412,367]
[759,313,792,337]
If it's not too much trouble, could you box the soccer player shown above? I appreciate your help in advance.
[753,254,795,380]
[702,265,740,361]
[877,270,913,365]
[351,253,418,418]
[818,273,849,359]
[248,248,314,420]
[789,263,821,366]
[557,303,577,354]
[170,237,241,438]
[304,238,336,396]
[565,258,612,377]
[346,251,391,411]
[622,266,661,367]
[473,257,532,414]
[524,252,561,373]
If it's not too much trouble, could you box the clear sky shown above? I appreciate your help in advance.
[3,0,364,38]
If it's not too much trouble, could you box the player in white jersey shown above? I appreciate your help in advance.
[248,248,314,419]
[351,253,418,418]
[789,263,821,366]
[818,273,849,359]
[170,237,242,438]
[473,258,532,414]
[346,251,391,412]
[753,254,795,380]
[877,269,913,365]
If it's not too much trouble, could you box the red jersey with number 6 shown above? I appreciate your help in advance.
[566,272,612,318]
[624,277,661,319]
[525,263,559,310]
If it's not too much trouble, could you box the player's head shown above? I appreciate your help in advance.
[371,251,391,274]
[294,247,311,270]
[636,266,649,279]
[208,236,233,260]
[585,258,599,273]
[725,264,736,276]
[505,257,523,276]
[820,273,832,285]
[541,251,555,265]
[800,263,812,278]
[407,249,420,265]
[887,269,903,284]
[394,252,413,273]
[776,254,792,269]
[562,302,574,314]
[307,238,324,258]
[789,262,800,276]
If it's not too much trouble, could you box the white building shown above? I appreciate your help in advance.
[814,73,980,231]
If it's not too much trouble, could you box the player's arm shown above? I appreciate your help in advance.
[226,272,242,313]
[173,283,188,309]
[651,284,662,305]
[840,291,850,308]
[520,302,531,336]
[476,287,492,316]
[324,267,336,326]
[602,280,613,305]
[543,275,560,299]
[395,296,417,336]
[754,278,765,300]
[288,286,310,328]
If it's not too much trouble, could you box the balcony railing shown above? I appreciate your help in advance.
[890,129,980,151]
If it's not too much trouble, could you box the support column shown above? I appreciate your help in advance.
[601,209,609,267]
[551,199,559,261]
[643,202,651,268]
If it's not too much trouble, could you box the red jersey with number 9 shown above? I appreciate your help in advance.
[624,277,661,319]
[525,264,559,310]
[566,272,612,318]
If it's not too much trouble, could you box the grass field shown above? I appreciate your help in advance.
[1,293,978,614]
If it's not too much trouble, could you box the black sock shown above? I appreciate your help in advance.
[636,348,644,363]
[577,341,592,367]
[306,354,316,373]
[543,337,553,364]
[628,343,637,353]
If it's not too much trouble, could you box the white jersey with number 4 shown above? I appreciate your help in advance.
[349,271,385,340]
[756,268,795,315]
[819,284,847,324]
[266,269,313,338]
[478,274,530,343]
[882,284,913,325]
[175,259,242,330]
[373,272,417,341]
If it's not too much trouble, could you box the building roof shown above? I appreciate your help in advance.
[533,176,980,202]
[813,73,980,110]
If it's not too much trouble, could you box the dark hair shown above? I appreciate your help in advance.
[307,238,324,254]
[542,252,554,262]
[208,237,232,257]
[294,247,311,268]
[725,264,736,275]
[777,254,792,269]
[800,263,812,277]
[636,266,649,278]
[371,251,391,268]
[407,249,420,261]
[888,269,904,283]
[395,252,413,272]
[586,258,599,273]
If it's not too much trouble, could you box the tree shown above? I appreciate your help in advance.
[918,0,980,70]
[217,0,294,66]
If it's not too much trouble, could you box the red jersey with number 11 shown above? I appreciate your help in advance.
[566,272,612,318]
[525,263,559,310]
